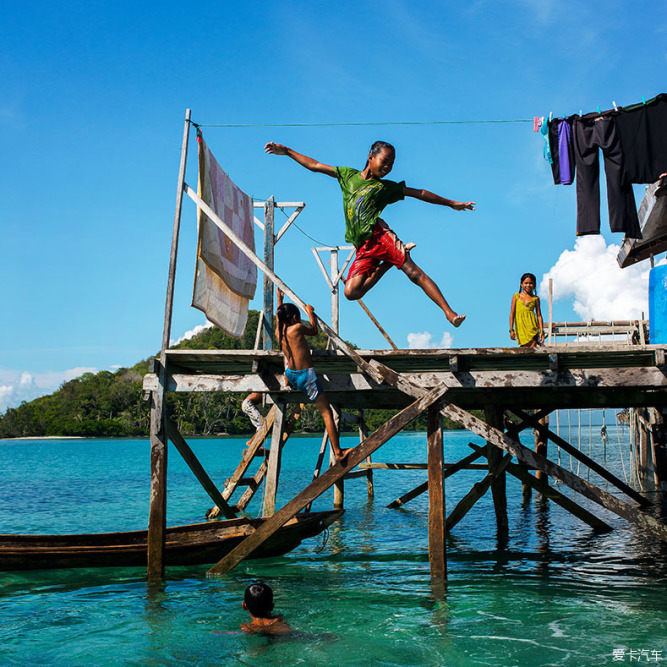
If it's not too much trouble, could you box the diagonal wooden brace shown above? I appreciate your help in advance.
[207,383,449,575]
[512,408,649,507]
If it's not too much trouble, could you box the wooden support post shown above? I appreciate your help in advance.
[427,403,446,583]
[147,376,168,582]
[207,384,448,575]
[446,455,512,531]
[263,196,274,350]
[263,401,286,517]
[485,406,508,535]
[332,406,344,509]
[535,413,549,484]
[147,109,192,581]
[166,420,236,519]
[359,411,374,499]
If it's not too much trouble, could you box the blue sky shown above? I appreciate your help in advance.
[1,1,665,411]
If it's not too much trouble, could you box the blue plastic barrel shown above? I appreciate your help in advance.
[649,264,667,343]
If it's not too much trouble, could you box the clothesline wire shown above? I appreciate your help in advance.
[192,119,533,129]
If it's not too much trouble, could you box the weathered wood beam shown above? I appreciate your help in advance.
[207,384,448,575]
[469,443,612,533]
[166,421,236,519]
[360,462,489,470]
[146,366,667,394]
[512,408,649,507]
[486,406,508,533]
[386,450,485,509]
[427,403,446,582]
[263,402,286,517]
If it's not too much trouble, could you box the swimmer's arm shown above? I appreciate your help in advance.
[265,142,336,177]
[404,186,475,211]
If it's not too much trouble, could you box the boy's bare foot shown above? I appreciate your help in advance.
[334,448,354,463]
[448,313,466,328]
[405,242,416,253]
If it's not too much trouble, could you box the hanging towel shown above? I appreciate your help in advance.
[192,138,257,337]
[192,257,249,338]
[548,117,576,186]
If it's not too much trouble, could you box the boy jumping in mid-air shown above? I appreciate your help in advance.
[241,582,292,635]
[275,289,352,463]
[265,140,475,327]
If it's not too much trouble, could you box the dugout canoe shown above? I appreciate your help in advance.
[0,510,343,571]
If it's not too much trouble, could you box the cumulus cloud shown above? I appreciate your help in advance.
[0,367,97,414]
[407,331,454,349]
[170,322,213,346]
[540,236,661,320]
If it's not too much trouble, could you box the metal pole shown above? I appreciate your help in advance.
[330,248,339,350]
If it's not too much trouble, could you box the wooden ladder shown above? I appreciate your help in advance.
[206,403,304,518]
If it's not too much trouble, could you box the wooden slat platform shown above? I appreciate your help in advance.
[143,345,667,411]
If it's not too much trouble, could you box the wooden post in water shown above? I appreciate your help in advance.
[148,109,191,581]
[427,403,446,584]
[263,400,286,517]
[332,406,344,509]
[485,405,508,535]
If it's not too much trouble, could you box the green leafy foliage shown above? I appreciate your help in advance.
[0,310,473,438]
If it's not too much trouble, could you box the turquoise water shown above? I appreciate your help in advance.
[0,427,665,665]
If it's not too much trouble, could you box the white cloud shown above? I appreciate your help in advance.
[0,367,97,414]
[539,236,660,321]
[407,331,454,349]
[170,322,213,346]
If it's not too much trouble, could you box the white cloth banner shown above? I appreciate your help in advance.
[192,137,257,337]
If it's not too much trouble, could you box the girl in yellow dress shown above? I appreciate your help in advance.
[509,273,544,347]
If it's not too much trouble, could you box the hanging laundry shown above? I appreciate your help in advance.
[614,93,667,185]
[539,119,552,164]
[548,117,576,186]
[192,137,257,337]
[572,112,641,239]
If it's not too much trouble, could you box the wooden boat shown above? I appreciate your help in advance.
[0,510,343,571]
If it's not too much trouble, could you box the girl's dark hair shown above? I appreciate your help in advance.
[520,273,537,294]
[277,303,300,351]
[369,140,395,157]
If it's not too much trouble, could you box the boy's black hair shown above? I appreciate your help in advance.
[244,582,274,617]
[369,140,395,156]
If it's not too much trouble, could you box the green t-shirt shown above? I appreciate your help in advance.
[334,166,405,247]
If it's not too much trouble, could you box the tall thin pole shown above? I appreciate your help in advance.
[161,109,192,359]
[263,196,275,350]
[330,248,339,350]
[148,109,191,581]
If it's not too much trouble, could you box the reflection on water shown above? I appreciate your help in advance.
[0,430,665,666]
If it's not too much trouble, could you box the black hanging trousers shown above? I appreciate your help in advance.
[573,115,641,239]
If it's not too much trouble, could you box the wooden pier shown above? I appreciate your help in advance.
[143,343,667,582]
[144,110,667,584]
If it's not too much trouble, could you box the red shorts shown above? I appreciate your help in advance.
[347,223,406,280]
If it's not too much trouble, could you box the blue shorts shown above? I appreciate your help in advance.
[284,367,322,402]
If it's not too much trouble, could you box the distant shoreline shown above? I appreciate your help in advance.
[4,435,86,440]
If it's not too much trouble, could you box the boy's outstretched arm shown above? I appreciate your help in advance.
[404,186,475,211]
[264,142,336,177]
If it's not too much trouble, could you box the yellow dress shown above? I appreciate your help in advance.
[513,293,539,346]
